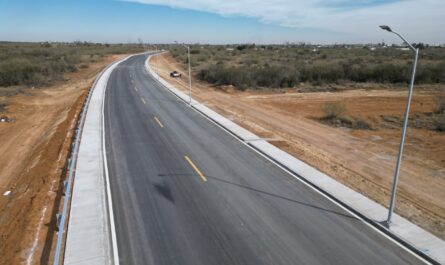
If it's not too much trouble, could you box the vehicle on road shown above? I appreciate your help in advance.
[170,71,181,77]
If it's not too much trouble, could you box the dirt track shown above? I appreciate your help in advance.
[0,54,126,265]
[151,52,445,240]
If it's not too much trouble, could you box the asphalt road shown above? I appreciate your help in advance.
[104,54,423,265]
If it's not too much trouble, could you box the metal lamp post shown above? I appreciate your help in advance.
[175,41,193,105]
[184,45,192,105]
[379,25,419,226]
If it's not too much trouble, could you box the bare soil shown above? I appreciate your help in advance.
[151,52,445,240]
[0,54,127,265]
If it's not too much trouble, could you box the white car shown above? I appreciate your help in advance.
[170,71,182,78]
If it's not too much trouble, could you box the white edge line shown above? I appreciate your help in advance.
[102,62,120,265]
[145,55,431,265]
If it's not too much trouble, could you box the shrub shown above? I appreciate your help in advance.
[197,64,300,89]
[354,118,373,130]
[0,101,6,112]
[0,42,144,89]
[434,97,445,114]
[180,45,445,90]
[319,109,373,130]
[236,45,253,51]
[321,102,346,119]
[434,114,445,132]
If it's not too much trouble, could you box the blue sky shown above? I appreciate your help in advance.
[0,0,443,44]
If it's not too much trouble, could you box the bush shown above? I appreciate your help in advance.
[321,102,346,119]
[434,97,445,114]
[354,118,374,130]
[188,45,445,90]
[237,45,254,51]
[0,101,6,112]
[0,58,42,86]
[434,114,445,132]
[0,42,144,89]
[197,64,300,89]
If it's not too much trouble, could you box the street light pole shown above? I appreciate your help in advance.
[185,45,192,105]
[187,46,192,106]
[175,41,192,105]
[379,25,419,226]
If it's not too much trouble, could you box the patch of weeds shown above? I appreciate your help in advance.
[381,112,445,132]
[0,41,144,91]
[321,102,345,119]
[381,115,402,124]
[0,101,6,112]
[319,102,374,130]
[299,85,339,93]
[320,116,374,130]
[434,97,445,114]
[0,86,24,97]
[433,113,445,132]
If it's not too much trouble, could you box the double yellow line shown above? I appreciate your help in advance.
[185,156,207,182]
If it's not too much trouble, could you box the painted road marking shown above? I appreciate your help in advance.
[185,156,207,182]
[141,97,146,104]
[154,116,164,128]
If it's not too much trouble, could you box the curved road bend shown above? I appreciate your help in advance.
[104,54,423,265]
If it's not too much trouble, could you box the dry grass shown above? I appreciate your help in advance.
[166,44,445,90]
[321,102,346,118]
[319,102,373,130]
[0,41,143,89]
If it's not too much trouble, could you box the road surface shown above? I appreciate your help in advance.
[104,54,423,265]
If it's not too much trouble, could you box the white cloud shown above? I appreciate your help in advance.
[124,0,445,43]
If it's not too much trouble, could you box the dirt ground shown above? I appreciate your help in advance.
[0,54,126,265]
[151,52,445,240]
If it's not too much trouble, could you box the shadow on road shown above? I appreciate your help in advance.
[158,172,358,221]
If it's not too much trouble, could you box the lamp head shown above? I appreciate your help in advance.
[379,25,392,32]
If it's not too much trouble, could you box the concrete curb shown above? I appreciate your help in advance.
[146,55,445,265]
[63,55,135,265]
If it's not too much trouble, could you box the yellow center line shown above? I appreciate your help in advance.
[154,116,164,128]
[184,156,207,182]
[141,97,146,104]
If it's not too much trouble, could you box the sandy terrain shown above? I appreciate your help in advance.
[150,52,445,239]
[0,54,126,265]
